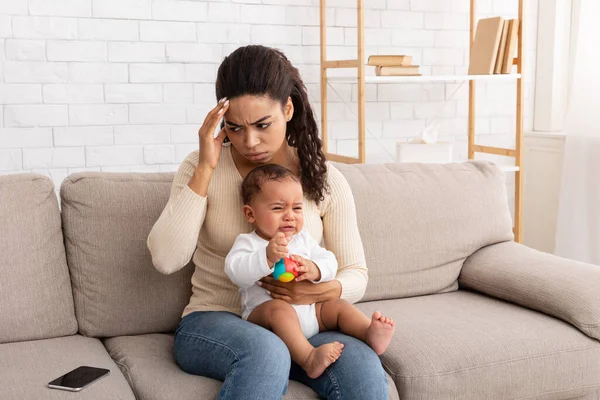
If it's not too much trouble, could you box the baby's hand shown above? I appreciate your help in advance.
[290,255,321,282]
[266,232,288,267]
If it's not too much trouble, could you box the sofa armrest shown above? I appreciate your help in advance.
[459,241,600,341]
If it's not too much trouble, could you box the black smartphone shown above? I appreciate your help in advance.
[47,366,110,392]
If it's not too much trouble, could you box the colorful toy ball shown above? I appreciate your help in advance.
[273,257,299,282]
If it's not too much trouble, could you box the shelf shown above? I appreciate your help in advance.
[499,166,520,172]
[319,0,525,242]
[326,73,522,84]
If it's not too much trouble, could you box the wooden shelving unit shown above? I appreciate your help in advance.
[319,0,525,242]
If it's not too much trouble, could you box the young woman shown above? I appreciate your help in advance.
[147,44,388,399]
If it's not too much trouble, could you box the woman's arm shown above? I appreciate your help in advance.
[320,164,368,303]
[302,230,338,283]
[258,277,342,305]
[148,99,229,275]
[147,151,208,275]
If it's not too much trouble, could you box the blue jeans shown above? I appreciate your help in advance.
[173,311,388,400]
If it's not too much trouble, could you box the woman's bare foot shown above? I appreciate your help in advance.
[303,342,344,379]
[366,311,395,355]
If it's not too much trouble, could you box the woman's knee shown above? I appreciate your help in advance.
[244,324,291,375]
[336,339,387,396]
[309,333,387,399]
[172,311,290,380]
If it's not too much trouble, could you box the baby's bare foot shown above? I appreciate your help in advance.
[303,342,344,379]
[366,311,395,355]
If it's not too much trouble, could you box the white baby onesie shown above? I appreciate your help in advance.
[225,229,338,339]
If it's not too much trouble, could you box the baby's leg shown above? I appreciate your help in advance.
[248,299,344,378]
[316,299,395,355]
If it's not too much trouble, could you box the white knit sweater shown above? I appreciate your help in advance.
[147,143,368,317]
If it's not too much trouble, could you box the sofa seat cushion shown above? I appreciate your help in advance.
[0,335,135,399]
[0,174,78,343]
[356,291,600,400]
[103,333,399,400]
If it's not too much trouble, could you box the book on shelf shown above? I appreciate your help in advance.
[468,16,505,75]
[375,65,421,76]
[368,55,412,67]
[494,20,510,74]
[469,16,520,75]
[501,19,520,74]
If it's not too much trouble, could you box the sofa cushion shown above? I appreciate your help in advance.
[0,173,78,344]
[356,291,600,400]
[103,333,400,400]
[60,173,194,338]
[334,161,514,302]
[0,335,135,399]
[460,241,600,341]
[576,391,600,400]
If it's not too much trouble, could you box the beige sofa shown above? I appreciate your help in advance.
[1,161,599,400]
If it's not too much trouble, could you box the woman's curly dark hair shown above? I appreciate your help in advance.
[215,45,329,204]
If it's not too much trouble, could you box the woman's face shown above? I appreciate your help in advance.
[223,95,293,164]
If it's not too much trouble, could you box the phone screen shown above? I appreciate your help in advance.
[48,366,110,390]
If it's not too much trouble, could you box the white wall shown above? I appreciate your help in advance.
[0,0,538,194]
[521,0,571,253]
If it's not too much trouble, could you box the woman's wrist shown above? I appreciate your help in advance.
[315,280,342,303]
[188,167,213,197]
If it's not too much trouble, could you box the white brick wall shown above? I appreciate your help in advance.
[1,0,538,208]
[5,39,46,61]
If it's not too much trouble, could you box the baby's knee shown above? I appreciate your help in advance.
[322,298,351,311]
[332,298,350,307]
[264,299,294,318]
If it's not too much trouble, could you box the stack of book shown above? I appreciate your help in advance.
[468,16,520,75]
[368,55,421,77]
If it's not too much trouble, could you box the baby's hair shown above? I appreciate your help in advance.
[241,164,301,205]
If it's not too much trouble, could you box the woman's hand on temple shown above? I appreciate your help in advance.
[197,98,230,172]
[258,276,342,305]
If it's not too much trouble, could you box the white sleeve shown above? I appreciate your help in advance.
[303,232,338,283]
[225,234,274,289]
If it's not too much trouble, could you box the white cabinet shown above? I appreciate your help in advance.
[522,132,565,253]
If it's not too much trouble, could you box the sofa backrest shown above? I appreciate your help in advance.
[0,174,78,344]
[60,173,194,338]
[333,161,514,302]
[59,160,513,337]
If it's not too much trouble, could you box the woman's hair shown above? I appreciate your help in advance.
[216,45,329,204]
[241,164,300,206]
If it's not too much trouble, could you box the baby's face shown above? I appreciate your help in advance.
[248,178,304,241]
